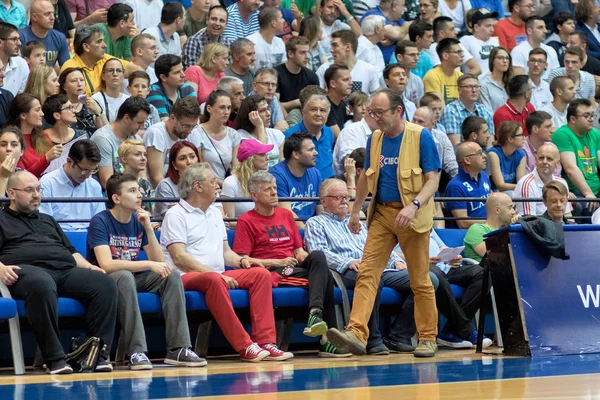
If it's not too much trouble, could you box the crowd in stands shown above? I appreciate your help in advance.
[0,0,597,374]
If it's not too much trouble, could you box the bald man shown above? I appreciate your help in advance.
[463,192,520,262]
[514,143,573,217]
[19,0,71,67]
[445,142,492,228]
[0,171,118,374]
[412,107,458,180]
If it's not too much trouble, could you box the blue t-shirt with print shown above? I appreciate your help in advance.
[487,146,526,189]
[19,26,70,67]
[269,161,322,220]
[445,169,492,218]
[364,129,441,203]
[86,210,149,266]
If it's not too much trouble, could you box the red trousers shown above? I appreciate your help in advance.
[181,267,277,352]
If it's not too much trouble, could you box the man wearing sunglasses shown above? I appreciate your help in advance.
[40,139,105,232]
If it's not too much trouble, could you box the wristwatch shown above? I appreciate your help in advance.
[412,199,421,210]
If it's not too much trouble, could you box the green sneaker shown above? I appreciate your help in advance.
[414,340,438,358]
[303,309,328,337]
[318,340,352,358]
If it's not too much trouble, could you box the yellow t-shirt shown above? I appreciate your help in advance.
[61,54,129,96]
[422,66,463,105]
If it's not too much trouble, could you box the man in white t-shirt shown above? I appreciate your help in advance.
[247,7,287,72]
[510,16,559,80]
[427,16,482,76]
[356,15,386,75]
[0,22,29,96]
[541,76,575,129]
[161,163,293,363]
[316,30,379,95]
[459,10,499,76]
[514,143,572,216]
[333,113,377,175]
[319,0,362,63]
[128,33,159,85]
[121,0,163,31]
[144,96,203,188]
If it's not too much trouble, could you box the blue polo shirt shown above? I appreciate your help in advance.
[360,6,405,64]
[284,121,335,179]
[364,129,441,203]
[445,168,492,218]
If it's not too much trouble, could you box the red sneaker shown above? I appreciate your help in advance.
[260,343,294,361]
[240,343,269,362]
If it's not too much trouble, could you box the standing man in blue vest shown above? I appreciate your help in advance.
[326,89,442,358]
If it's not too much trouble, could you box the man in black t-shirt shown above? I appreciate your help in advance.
[323,64,352,139]
[275,36,319,112]
[0,170,118,375]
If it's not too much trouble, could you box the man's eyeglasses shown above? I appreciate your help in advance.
[368,108,393,118]
[176,117,199,131]
[528,59,547,65]
[10,187,41,194]
[459,85,480,91]
[104,68,124,75]
[256,81,277,88]
[1,37,20,42]
[577,113,595,120]
[465,150,485,158]
[324,195,350,202]
[74,160,99,175]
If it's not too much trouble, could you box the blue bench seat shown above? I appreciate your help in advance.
[0,297,17,320]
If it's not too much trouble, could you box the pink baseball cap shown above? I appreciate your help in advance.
[237,139,274,162]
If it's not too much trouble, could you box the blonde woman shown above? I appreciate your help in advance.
[23,64,60,106]
[184,42,230,104]
[222,139,273,224]
[92,58,130,123]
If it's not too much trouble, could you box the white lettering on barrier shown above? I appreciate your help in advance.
[577,285,600,308]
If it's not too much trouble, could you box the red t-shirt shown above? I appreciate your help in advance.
[493,101,535,137]
[233,208,303,260]
[17,133,50,178]
[493,18,527,51]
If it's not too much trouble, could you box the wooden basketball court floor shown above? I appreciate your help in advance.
[1,348,599,399]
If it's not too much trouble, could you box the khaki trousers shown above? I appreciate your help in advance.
[347,204,438,343]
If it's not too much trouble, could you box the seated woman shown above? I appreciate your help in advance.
[23,64,60,109]
[59,68,109,137]
[92,58,131,123]
[235,95,284,168]
[7,93,63,177]
[42,94,88,174]
[222,139,274,225]
[0,126,25,196]
[118,138,154,214]
[154,140,199,219]
[198,90,241,186]
[479,47,512,114]
[126,70,161,132]
[184,43,229,105]
[487,121,527,194]
[300,16,328,71]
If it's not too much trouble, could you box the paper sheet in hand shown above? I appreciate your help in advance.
[437,247,464,263]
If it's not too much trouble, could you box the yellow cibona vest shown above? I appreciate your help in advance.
[365,122,435,233]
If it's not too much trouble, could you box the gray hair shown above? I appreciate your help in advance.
[230,38,255,55]
[361,15,386,36]
[178,162,211,199]
[248,170,276,194]
[319,178,346,198]
[74,24,103,55]
[255,66,278,80]
[217,76,244,93]
[302,94,331,113]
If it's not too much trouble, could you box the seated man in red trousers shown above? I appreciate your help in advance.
[160,162,293,362]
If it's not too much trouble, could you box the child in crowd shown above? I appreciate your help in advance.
[118,138,154,216]
[23,41,46,70]
[345,91,369,127]
[126,71,161,133]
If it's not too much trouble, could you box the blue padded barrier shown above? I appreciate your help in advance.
[0,298,17,320]
[16,297,86,318]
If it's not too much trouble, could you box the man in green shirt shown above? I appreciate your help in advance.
[552,98,600,215]
[181,0,210,39]
[464,192,519,262]
[98,3,139,60]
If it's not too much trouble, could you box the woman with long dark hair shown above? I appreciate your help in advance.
[479,47,512,113]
